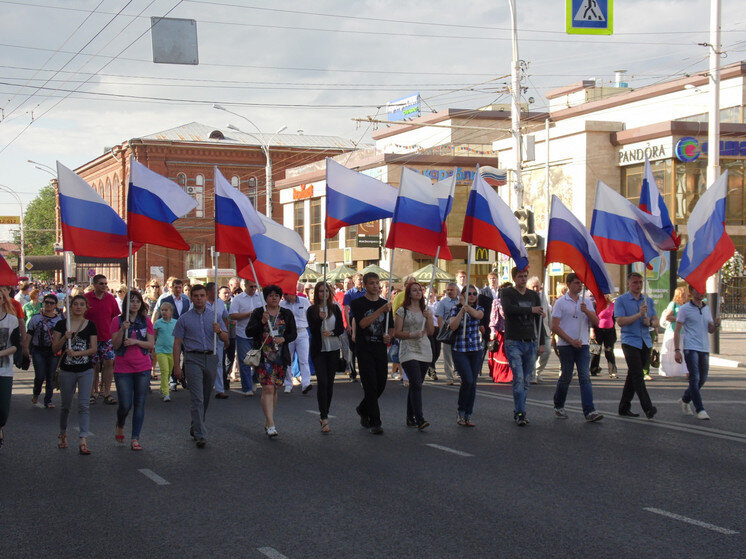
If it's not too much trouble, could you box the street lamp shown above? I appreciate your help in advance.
[0,184,25,275]
[212,104,286,218]
[27,159,56,176]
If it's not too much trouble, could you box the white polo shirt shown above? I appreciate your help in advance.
[229,291,263,338]
[552,292,595,346]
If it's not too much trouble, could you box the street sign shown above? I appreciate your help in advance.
[0,216,20,224]
[549,262,565,277]
[87,268,96,278]
[25,262,33,271]
[566,0,613,35]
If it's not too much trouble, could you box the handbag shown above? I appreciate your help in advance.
[487,338,499,353]
[435,322,458,345]
[244,312,277,367]
[649,348,661,369]
[589,339,602,356]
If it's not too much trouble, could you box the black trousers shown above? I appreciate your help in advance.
[590,327,617,376]
[619,343,653,414]
[356,344,388,427]
[223,337,236,390]
[401,360,427,423]
[428,335,441,369]
[313,350,339,420]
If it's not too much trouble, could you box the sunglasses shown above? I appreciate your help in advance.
[43,300,56,305]
[468,292,478,296]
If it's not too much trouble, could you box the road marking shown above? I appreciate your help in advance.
[305,410,336,418]
[643,507,739,535]
[427,384,746,444]
[138,469,170,486]
[258,547,291,559]
[425,443,474,457]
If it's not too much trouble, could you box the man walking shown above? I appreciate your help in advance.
[280,291,312,394]
[528,276,552,383]
[435,283,460,385]
[674,285,719,420]
[616,272,658,419]
[501,267,546,426]
[206,282,230,399]
[343,273,366,381]
[85,274,120,405]
[350,273,393,435]
[152,278,190,321]
[551,273,603,422]
[172,284,228,448]
[218,286,236,394]
[229,280,263,396]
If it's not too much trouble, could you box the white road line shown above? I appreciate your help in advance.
[643,507,739,535]
[257,547,291,559]
[427,384,746,444]
[305,410,336,418]
[425,443,474,457]
[138,469,170,486]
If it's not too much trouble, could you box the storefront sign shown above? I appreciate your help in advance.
[618,143,668,165]
[674,136,746,162]
[675,137,700,162]
[356,221,380,248]
[0,215,20,224]
[421,168,476,185]
[292,184,313,200]
[474,247,490,262]
[387,93,421,122]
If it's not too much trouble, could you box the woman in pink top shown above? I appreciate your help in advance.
[111,291,155,450]
[590,296,618,379]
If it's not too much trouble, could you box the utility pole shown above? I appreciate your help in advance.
[509,0,523,209]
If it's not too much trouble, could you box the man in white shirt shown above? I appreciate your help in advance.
[280,291,312,394]
[480,272,500,300]
[551,273,603,422]
[228,279,263,396]
[206,282,231,398]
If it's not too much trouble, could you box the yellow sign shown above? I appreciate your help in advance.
[25,262,33,270]
[474,247,490,262]
[0,216,20,224]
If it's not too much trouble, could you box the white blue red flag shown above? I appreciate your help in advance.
[214,166,266,259]
[57,161,133,258]
[678,172,735,293]
[591,180,659,266]
[433,172,456,223]
[639,158,681,250]
[385,167,452,259]
[236,214,310,295]
[127,158,196,250]
[0,253,17,285]
[479,165,507,188]
[546,195,615,310]
[462,168,528,270]
[325,158,397,239]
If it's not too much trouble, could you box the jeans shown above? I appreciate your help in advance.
[31,351,58,406]
[554,345,595,416]
[0,376,12,428]
[356,344,388,428]
[619,344,654,414]
[236,336,255,393]
[506,339,537,415]
[59,369,94,438]
[682,350,709,413]
[114,371,150,439]
[184,353,218,439]
[313,350,339,420]
[452,350,481,417]
[401,360,428,422]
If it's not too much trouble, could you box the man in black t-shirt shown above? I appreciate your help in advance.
[350,272,394,434]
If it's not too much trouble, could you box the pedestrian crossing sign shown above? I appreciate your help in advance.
[566,0,613,35]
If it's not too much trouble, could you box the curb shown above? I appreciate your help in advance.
[612,348,744,370]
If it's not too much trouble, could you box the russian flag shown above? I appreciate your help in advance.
[678,172,735,293]
[479,165,508,187]
[433,172,456,223]
[0,253,18,285]
[236,214,310,295]
[385,167,452,259]
[462,168,528,270]
[325,158,398,239]
[546,195,616,311]
[214,166,266,259]
[639,157,681,250]
[591,180,660,266]
[57,161,132,258]
[127,158,197,250]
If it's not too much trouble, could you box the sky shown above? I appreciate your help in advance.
[2,0,746,241]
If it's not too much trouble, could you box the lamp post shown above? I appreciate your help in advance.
[212,104,286,219]
[0,184,25,275]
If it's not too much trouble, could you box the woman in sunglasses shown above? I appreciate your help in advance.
[448,285,485,427]
[27,294,64,408]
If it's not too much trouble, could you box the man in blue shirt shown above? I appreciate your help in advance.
[615,272,659,419]
[435,283,460,385]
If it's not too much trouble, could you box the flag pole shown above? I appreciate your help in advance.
[212,246,218,355]
[248,259,266,312]
[125,241,132,319]
[463,243,473,339]
[385,247,395,332]
[63,250,71,349]
[426,246,441,305]
[322,237,328,314]
[578,286,586,340]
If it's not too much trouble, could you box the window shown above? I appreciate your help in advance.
[294,201,305,241]
[177,173,187,188]
[231,175,240,188]
[193,174,205,217]
[248,177,258,206]
[186,243,205,270]
[309,198,321,250]
[621,159,673,218]
[345,225,357,248]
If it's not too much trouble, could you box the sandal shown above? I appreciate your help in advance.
[90,396,97,404]
[78,442,92,455]
[115,426,125,444]
[103,395,117,405]
[57,433,68,449]
[457,416,467,426]
[131,440,143,451]
[320,419,330,433]
[45,403,55,409]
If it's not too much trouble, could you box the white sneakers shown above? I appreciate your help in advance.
[696,410,710,420]
[284,385,293,393]
[163,394,171,402]
[680,399,693,415]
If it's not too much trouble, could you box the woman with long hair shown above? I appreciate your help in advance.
[51,294,97,455]
[111,291,155,451]
[307,282,344,433]
[659,286,688,377]
[590,294,619,379]
[28,293,63,408]
[0,286,21,450]
[394,281,434,430]
[448,285,485,427]
[246,285,297,438]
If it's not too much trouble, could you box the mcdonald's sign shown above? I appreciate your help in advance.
[474,247,490,262]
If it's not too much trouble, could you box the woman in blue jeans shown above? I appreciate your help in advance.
[27,294,64,408]
[448,286,484,426]
[111,291,155,451]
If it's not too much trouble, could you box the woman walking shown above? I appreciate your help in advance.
[448,285,484,427]
[27,293,63,408]
[590,295,619,379]
[111,291,154,451]
[394,281,434,430]
[153,302,177,401]
[659,287,687,377]
[307,282,344,433]
[246,285,297,438]
[0,287,21,450]
[51,294,97,455]
[22,288,42,327]
[488,292,512,384]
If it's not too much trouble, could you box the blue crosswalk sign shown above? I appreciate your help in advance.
[566,0,613,35]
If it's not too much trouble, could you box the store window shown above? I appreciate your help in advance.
[621,159,673,211]
[309,198,321,250]
[672,158,745,225]
[294,201,304,241]
[186,243,205,271]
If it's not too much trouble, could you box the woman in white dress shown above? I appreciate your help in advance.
[659,286,688,377]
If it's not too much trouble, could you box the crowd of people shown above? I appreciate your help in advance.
[0,266,720,452]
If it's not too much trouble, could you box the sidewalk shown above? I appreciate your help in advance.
[712,331,746,368]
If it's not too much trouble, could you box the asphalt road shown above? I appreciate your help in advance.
[1,359,744,559]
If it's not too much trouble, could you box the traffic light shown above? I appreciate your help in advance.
[514,207,541,248]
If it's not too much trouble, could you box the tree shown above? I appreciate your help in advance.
[13,184,56,279]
